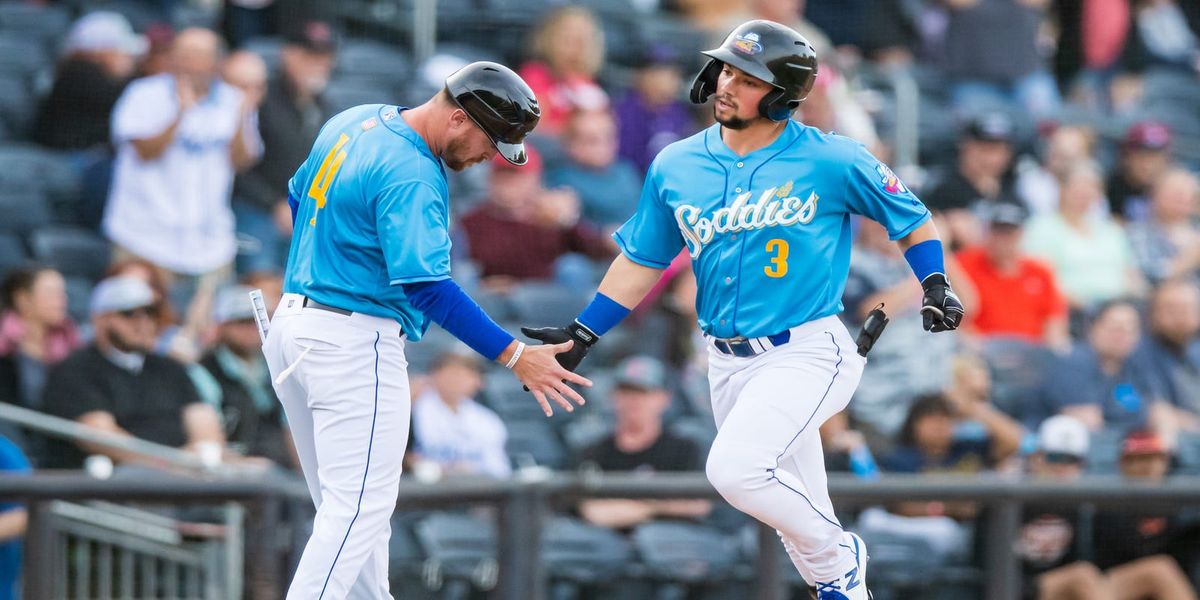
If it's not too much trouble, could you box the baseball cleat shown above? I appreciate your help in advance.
[813,532,872,600]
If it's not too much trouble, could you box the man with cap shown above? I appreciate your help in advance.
[956,202,1070,350]
[264,61,590,599]
[233,19,337,274]
[1108,121,1174,221]
[923,111,1020,250]
[460,146,615,291]
[575,355,711,529]
[40,277,226,469]
[190,285,290,467]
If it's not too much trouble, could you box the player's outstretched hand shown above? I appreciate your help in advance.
[520,323,595,372]
[513,341,592,417]
[919,273,965,333]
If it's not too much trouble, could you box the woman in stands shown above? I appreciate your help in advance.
[0,265,81,410]
[518,6,609,136]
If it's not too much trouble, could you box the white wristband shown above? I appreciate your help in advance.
[504,342,526,369]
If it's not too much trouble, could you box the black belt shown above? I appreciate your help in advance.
[303,297,353,316]
[710,330,792,357]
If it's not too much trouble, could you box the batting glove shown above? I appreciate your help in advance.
[521,322,597,372]
[919,273,964,333]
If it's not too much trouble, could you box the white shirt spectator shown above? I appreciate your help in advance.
[411,388,511,479]
[104,74,257,274]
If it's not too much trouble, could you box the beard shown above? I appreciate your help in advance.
[442,135,489,172]
[713,99,759,130]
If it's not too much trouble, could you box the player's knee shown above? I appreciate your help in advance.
[705,440,769,503]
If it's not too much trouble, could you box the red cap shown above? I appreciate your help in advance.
[1123,121,1171,150]
[491,143,541,174]
[1121,431,1168,457]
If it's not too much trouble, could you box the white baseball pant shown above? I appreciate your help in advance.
[705,315,867,585]
[264,294,410,600]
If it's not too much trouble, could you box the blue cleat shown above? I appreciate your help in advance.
[813,532,872,600]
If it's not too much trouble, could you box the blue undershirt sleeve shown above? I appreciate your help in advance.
[402,279,514,361]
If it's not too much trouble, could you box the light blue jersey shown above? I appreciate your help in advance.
[615,121,930,339]
[283,104,450,341]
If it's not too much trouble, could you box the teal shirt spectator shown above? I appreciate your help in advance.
[0,435,30,600]
[545,157,642,228]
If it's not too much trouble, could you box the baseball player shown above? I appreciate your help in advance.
[263,62,590,600]
[524,21,964,600]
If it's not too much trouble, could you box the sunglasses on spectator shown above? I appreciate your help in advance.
[1044,452,1083,465]
[116,306,157,320]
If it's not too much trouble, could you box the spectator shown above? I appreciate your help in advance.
[1107,121,1173,221]
[33,12,143,151]
[233,20,336,275]
[103,27,262,314]
[408,352,510,480]
[459,149,614,292]
[884,389,1022,481]
[0,435,29,600]
[923,112,1020,249]
[1015,125,1098,217]
[1134,280,1200,435]
[190,286,291,467]
[518,6,608,136]
[956,202,1071,350]
[942,0,1061,120]
[105,257,207,363]
[842,220,962,439]
[1127,169,1200,285]
[1023,161,1143,310]
[1038,299,1163,433]
[612,44,696,174]
[545,110,643,228]
[40,277,226,469]
[575,356,711,529]
[1091,431,1198,598]
[1119,0,1200,76]
[0,267,81,409]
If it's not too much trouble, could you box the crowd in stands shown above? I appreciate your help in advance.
[0,0,1199,598]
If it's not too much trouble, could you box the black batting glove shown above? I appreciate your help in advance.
[520,321,598,372]
[919,273,964,333]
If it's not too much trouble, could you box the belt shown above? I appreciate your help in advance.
[710,330,792,357]
[303,297,353,316]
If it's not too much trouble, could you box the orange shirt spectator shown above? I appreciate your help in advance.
[957,203,1070,349]
[518,6,608,135]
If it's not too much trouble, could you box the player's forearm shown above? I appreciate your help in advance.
[896,219,941,251]
[595,254,666,309]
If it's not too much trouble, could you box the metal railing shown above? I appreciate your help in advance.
[3,472,1200,600]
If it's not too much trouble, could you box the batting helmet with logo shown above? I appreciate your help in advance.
[445,61,541,165]
[689,20,818,122]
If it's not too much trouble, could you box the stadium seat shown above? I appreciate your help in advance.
[508,283,590,328]
[540,516,634,589]
[0,3,71,45]
[980,337,1052,421]
[631,521,741,590]
[0,145,82,209]
[240,37,284,71]
[1086,428,1124,475]
[403,324,460,374]
[0,36,50,79]
[0,233,29,277]
[414,512,497,598]
[855,528,980,599]
[0,78,33,139]
[483,369,552,422]
[561,416,611,453]
[506,419,568,469]
[668,416,717,454]
[1174,431,1200,476]
[322,80,394,114]
[335,40,413,86]
[0,190,50,234]
[29,225,112,281]
[63,275,94,324]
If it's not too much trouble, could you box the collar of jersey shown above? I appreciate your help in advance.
[380,106,438,163]
[704,119,801,163]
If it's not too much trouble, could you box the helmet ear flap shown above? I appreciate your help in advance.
[690,59,723,105]
[760,88,799,122]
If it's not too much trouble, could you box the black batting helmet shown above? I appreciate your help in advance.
[445,61,541,165]
[690,20,818,122]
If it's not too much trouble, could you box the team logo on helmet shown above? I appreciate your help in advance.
[732,32,763,56]
[875,163,908,195]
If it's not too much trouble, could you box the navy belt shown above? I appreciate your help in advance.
[710,330,792,357]
[303,297,353,317]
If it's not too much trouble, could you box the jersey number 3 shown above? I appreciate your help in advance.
[307,133,350,226]
[764,239,789,278]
